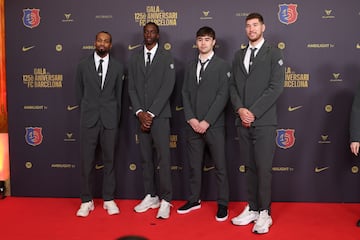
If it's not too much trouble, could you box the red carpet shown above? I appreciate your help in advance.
[1,197,360,240]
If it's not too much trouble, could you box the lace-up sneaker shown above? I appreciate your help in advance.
[156,199,172,219]
[177,201,201,214]
[76,200,94,217]
[134,194,160,213]
[231,204,259,226]
[252,210,272,234]
[103,200,120,215]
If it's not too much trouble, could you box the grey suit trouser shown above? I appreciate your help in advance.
[138,118,172,202]
[80,120,117,202]
[237,125,276,212]
[186,126,229,206]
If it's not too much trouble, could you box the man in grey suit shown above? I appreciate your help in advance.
[75,31,124,217]
[128,22,175,219]
[177,26,230,222]
[349,84,360,227]
[229,13,284,234]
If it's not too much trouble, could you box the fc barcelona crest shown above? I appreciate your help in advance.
[23,8,41,29]
[276,129,295,149]
[25,127,43,146]
[278,4,298,25]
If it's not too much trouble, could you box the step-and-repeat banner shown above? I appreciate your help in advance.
[5,0,360,202]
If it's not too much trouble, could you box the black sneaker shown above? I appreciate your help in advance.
[177,201,201,214]
[216,204,228,222]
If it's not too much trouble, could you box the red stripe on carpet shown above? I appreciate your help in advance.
[0,197,359,240]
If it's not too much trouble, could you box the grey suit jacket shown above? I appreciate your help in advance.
[230,40,285,126]
[350,84,360,142]
[128,46,175,118]
[75,54,124,129]
[182,55,230,127]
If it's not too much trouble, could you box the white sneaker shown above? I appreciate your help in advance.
[76,200,94,217]
[103,200,120,215]
[156,199,172,219]
[134,194,160,213]
[231,205,259,226]
[252,210,272,234]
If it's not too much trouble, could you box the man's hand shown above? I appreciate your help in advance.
[350,142,360,156]
[138,111,153,132]
[238,108,254,128]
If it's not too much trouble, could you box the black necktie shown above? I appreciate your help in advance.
[249,48,257,72]
[98,59,103,87]
[146,52,151,67]
[198,59,209,83]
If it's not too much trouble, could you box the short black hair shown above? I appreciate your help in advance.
[96,31,112,43]
[196,26,216,39]
[246,13,264,24]
[143,22,159,34]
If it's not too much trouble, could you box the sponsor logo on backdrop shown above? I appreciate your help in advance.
[67,105,79,111]
[55,44,63,52]
[322,10,335,19]
[284,67,309,88]
[288,105,302,112]
[324,105,333,113]
[22,45,35,52]
[25,162,33,169]
[23,105,47,110]
[51,164,75,168]
[203,166,215,172]
[175,106,184,111]
[272,166,294,172]
[95,164,104,170]
[171,165,183,171]
[134,5,178,26]
[23,68,63,88]
[129,163,137,171]
[276,129,295,149]
[357,44,360,49]
[278,42,286,50]
[278,4,298,25]
[330,73,343,82]
[62,13,74,22]
[352,166,359,174]
[128,44,142,50]
[200,11,212,20]
[315,166,329,173]
[235,12,249,17]
[170,134,177,148]
[23,8,41,28]
[307,43,335,48]
[64,132,76,142]
[25,127,43,146]
[318,135,331,144]
[82,45,95,50]
[95,15,113,19]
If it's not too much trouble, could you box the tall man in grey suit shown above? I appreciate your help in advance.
[128,22,175,219]
[229,13,284,234]
[349,84,360,227]
[177,26,230,222]
[75,31,124,217]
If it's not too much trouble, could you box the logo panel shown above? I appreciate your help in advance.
[25,127,43,146]
[23,9,41,28]
[276,129,295,149]
[278,4,298,25]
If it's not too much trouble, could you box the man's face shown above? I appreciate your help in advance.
[143,24,159,48]
[196,35,216,55]
[245,18,265,43]
[94,32,112,57]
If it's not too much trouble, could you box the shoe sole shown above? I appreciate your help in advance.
[231,219,257,226]
[134,203,160,213]
[177,205,201,214]
[215,214,228,222]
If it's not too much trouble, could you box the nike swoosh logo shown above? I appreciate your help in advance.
[175,106,184,111]
[288,106,303,112]
[95,164,104,170]
[315,166,329,173]
[22,46,35,52]
[128,44,141,50]
[67,105,79,111]
[203,166,215,172]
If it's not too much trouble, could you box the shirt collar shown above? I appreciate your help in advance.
[248,38,265,51]
[94,52,109,63]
